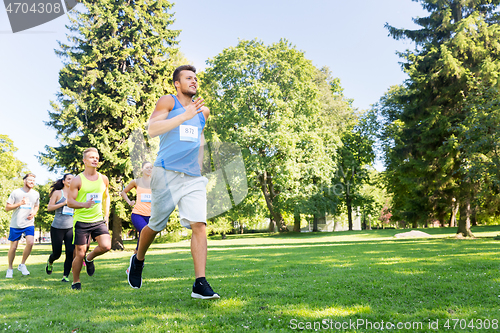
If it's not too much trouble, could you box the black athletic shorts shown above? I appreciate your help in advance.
[74,221,109,245]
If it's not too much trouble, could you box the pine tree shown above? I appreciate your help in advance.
[380,0,500,236]
[39,0,180,249]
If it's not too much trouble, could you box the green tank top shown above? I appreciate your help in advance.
[73,172,106,223]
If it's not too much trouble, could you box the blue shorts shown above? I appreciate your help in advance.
[8,226,35,242]
[131,213,150,232]
[131,214,150,250]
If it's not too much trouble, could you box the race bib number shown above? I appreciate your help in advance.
[140,193,152,203]
[180,125,198,142]
[62,206,74,216]
[20,197,31,210]
[86,193,102,204]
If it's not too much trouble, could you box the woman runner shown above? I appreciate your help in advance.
[46,173,74,282]
[121,162,152,254]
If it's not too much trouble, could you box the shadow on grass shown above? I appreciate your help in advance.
[217,224,500,240]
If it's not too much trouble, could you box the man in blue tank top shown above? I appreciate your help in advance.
[127,65,219,299]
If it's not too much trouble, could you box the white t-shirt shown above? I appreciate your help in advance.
[7,188,40,228]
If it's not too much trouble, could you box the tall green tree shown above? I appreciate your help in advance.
[358,169,390,230]
[0,135,27,236]
[39,0,179,248]
[333,109,377,230]
[458,76,500,225]
[380,0,500,236]
[201,39,338,232]
[292,68,349,232]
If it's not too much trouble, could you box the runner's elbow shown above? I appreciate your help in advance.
[148,127,159,138]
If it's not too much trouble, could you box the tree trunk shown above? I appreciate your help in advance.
[449,198,458,227]
[313,214,318,232]
[111,208,124,250]
[267,175,287,232]
[471,205,477,226]
[39,225,42,244]
[438,210,445,227]
[259,171,287,232]
[457,196,474,238]
[268,218,275,232]
[452,1,463,23]
[293,210,301,232]
[346,195,353,231]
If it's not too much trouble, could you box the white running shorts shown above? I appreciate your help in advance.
[148,167,208,231]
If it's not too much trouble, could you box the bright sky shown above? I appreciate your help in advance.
[0,0,426,184]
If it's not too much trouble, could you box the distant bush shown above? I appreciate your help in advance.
[153,230,190,244]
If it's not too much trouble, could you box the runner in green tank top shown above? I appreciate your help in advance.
[67,147,111,290]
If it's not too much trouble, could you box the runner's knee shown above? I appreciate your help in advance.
[25,237,34,246]
[97,235,111,252]
[191,222,206,234]
[74,246,86,258]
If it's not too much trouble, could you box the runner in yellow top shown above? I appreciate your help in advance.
[120,161,152,254]
[67,147,111,290]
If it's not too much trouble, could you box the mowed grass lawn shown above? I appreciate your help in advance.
[1,225,500,333]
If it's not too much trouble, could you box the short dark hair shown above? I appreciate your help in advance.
[23,173,36,180]
[173,65,196,84]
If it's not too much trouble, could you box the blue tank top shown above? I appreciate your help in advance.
[154,95,206,176]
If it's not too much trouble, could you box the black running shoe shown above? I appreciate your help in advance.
[191,277,220,300]
[127,254,144,289]
[46,259,53,275]
[71,282,81,290]
[85,256,95,276]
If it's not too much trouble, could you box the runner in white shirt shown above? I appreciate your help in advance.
[5,173,39,278]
